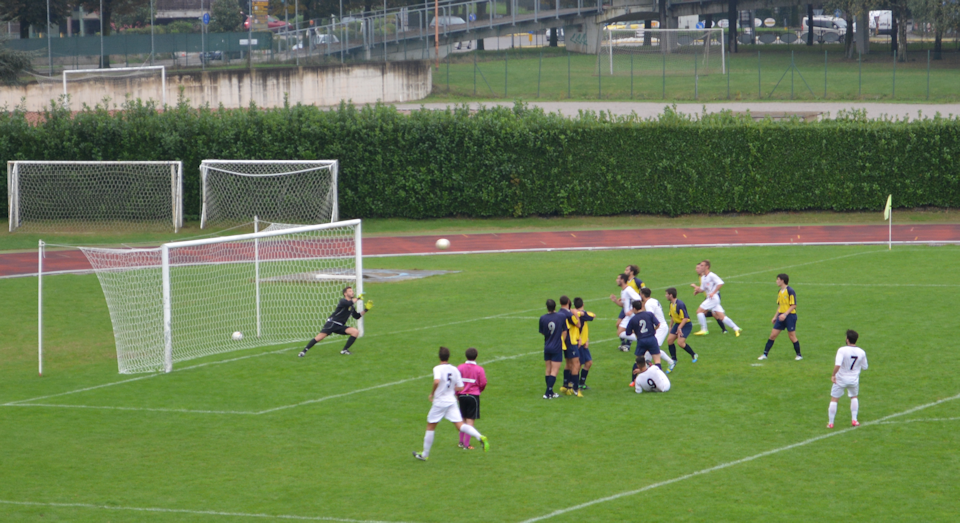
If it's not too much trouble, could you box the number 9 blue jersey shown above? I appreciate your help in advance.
[539,311,568,351]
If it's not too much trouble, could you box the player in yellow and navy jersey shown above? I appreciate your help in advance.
[572,297,596,390]
[558,296,583,397]
[759,273,801,361]
[665,287,698,364]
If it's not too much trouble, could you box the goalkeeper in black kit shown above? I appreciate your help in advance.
[299,286,372,356]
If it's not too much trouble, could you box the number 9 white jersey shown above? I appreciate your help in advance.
[432,363,463,407]
[635,365,671,393]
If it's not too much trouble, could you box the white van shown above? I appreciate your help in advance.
[869,11,893,35]
[801,16,847,40]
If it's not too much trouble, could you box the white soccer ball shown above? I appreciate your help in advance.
[435,238,450,250]
[232,331,243,341]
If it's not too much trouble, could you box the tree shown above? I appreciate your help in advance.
[0,38,31,83]
[0,0,71,39]
[910,0,960,58]
[211,0,244,32]
[77,0,147,66]
[824,0,876,58]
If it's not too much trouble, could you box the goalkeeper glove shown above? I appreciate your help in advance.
[364,300,374,311]
[356,293,365,301]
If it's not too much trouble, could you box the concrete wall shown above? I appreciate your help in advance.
[0,62,433,111]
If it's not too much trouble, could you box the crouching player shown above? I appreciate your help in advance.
[633,356,671,394]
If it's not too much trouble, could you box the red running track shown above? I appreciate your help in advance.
[2,224,958,278]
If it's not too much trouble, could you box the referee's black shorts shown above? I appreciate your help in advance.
[457,394,480,419]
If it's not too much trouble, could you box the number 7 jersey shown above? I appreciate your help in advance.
[834,345,868,384]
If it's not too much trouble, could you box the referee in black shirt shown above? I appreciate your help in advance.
[299,286,372,356]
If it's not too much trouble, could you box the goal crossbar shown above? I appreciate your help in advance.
[63,66,167,106]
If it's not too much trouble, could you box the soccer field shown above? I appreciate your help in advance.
[1,244,959,522]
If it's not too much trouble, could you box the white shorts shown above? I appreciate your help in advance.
[619,317,630,329]
[699,296,724,313]
[655,325,668,346]
[831,381,860,399]
[427,402,463,424]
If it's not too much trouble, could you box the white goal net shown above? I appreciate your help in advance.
[7,161,183,233]
[200,160,339,229]
[601,28,725,76]
[63,66,167,108]
[78,220,363,374]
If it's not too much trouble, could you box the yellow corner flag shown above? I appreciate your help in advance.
[883,195,892,220]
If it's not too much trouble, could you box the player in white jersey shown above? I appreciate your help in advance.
[639,287,675,372]
[611,272,643,351]
[414,347,489,461]
[690,260,742,337]
[633,356,671,393]
[828,330,868,429]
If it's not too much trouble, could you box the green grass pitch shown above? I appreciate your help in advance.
[1,245,959,522]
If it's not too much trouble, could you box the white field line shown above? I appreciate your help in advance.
[726,281,960,288]
[5,249,886,408]
[872,416,960,425]
[0,499,416,523]
[518,392,960,523]
[363,241,960,259]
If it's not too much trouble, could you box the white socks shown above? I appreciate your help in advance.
[850,398,859,422]
[722,316,740,331]
[828,402,838,424]
[622,334,637,342]
[653,350,674,365]
[422,430,435,458]
[697,313,707,331]
[459,424,482,440]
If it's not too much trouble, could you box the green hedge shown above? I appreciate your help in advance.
[2,99,958,220]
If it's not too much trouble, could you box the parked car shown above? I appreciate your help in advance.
[200,51,223,62]
[800,16,847,40]
[430,16,466,27]
[244,15,289,32]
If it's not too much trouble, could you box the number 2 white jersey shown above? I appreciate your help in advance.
[700,272,724,295]
[635,365,671,393]
[432,364,463,407]
[834,345,868,384]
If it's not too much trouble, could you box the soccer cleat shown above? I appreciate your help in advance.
[576,390,584,398]
[559,386,569,395]
[795,355,803,361]
[298,350,307,358]
[628,381,635,388]
[457,442,466,449]
[618,344,630,352]
[543,393,553,399]
[466,445,475,450]
[851,420,860,427]
[827,423,834,429]
[693,330,708,336]
[691,354,699,363]
[758,354,768,360]
[580,384,591,390]
[552,393,560,399]
[668,362,676,373]
[412,452,427,461]
[480,436,490,452]
[735,329,742,337]
[340,349,352,355]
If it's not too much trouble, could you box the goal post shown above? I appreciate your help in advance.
[601,27,725,76]
[200,160,339,229]
[7,161,183,233]
[63,66,167,107]
[74,219,362,374]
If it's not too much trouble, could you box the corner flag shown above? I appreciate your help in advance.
[883,195,892,220]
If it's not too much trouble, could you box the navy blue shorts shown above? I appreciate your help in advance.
[544,348,563,362]
[773,314,798,332]
[670,323,693,338]
[635,337,660,357]
[578,347,592,363]
[563,344,579,360]
[618,310,626,319]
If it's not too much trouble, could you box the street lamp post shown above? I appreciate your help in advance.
[47,0,52,75]
[100,0,104,68]
[150,0,155,65]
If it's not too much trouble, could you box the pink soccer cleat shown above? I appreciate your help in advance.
[827,423,834,429]
[851,420,860,427]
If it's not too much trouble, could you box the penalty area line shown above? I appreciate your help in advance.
[0,499,417,523]
[518,391,960,523]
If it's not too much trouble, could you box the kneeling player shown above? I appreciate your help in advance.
[633,356,671,393]
[299,286,372,357]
